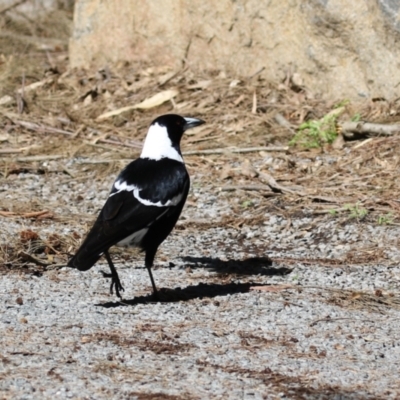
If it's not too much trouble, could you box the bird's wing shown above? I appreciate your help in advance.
[69,160,189,271]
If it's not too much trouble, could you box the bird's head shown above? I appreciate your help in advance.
[141,114,205,162]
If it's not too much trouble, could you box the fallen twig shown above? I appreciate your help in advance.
[94,137,142,149]
[15,120,74,136]
[18,251,52,266]
[0,210,53,219]
[352,138,374,149]
[248,66,265,79]
[258,172,305,196]
[183,146,288,156]
[220,185,273,192]
[340,121,400,139]
[252,90,257,114]
[76,157,133,164]
[250,284,294,292]
[13,155,63,162]
[274,113,295,134]
[0,148,23,155]
[309,317,373,327]
[17,251,62,268]
[273,257,342,267]
[187,135,222,144]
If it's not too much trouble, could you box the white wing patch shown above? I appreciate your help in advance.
[140,122,183,163]
[110,179,183,207]
[117,228,148,247]
[134,190,183,207]
[109,180,138,197]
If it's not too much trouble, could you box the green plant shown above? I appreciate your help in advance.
[241,200,254,208]
[334,99,350,108]
[377,213,393,225]
[328,209,338,216]
[289,114,338,149]
[344,203,368,219]
[351,113,361,122]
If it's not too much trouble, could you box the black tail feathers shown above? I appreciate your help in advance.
[68,250,102,271]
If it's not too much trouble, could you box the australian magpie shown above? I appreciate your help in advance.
[68,114,205,299]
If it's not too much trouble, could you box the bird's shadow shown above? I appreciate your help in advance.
[97,256,292,308]
[181,255,291,276]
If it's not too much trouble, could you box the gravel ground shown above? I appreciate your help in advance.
[1,162,400,399]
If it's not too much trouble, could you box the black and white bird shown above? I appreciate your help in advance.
[68,114,205,299]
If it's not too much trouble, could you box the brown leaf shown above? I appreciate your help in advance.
[20,230,40,242]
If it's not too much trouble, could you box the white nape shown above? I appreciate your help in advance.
[140,122,183,162]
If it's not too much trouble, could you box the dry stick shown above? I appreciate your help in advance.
[341,121,400,139]
[158,68,186,86]
[76,157,141,165]
[274,113,293,129]
[18,251,53,266]
[13,155,63,162]
[187,135,222,144]
[258,171,305,196]
[15,120,74,136]
[312,208,347,215]
[353,138,373,149]
[17,251,63,268]
[252,90,257,114]
[248,66,265,79]
[0,148,22,155]
[273,257,342,267]
[220,185,274,192]
[258,172,344,203]
[17,73,25,114]
[97,138,142,149]
[250,284,295,292]
[183,146,288,156]
[83,142,133,153]
[274,113,295,134]
[88,128,142,149]
[0,210,50,218]
[309,317,374,327]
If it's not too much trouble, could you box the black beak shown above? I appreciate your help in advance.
[183,117,205,131]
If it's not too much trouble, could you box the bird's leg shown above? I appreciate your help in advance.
[145,250,159,300]
[103,250,124,299]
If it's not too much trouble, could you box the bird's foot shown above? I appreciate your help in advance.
[112,278,125,299]
[100,270,125,299]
